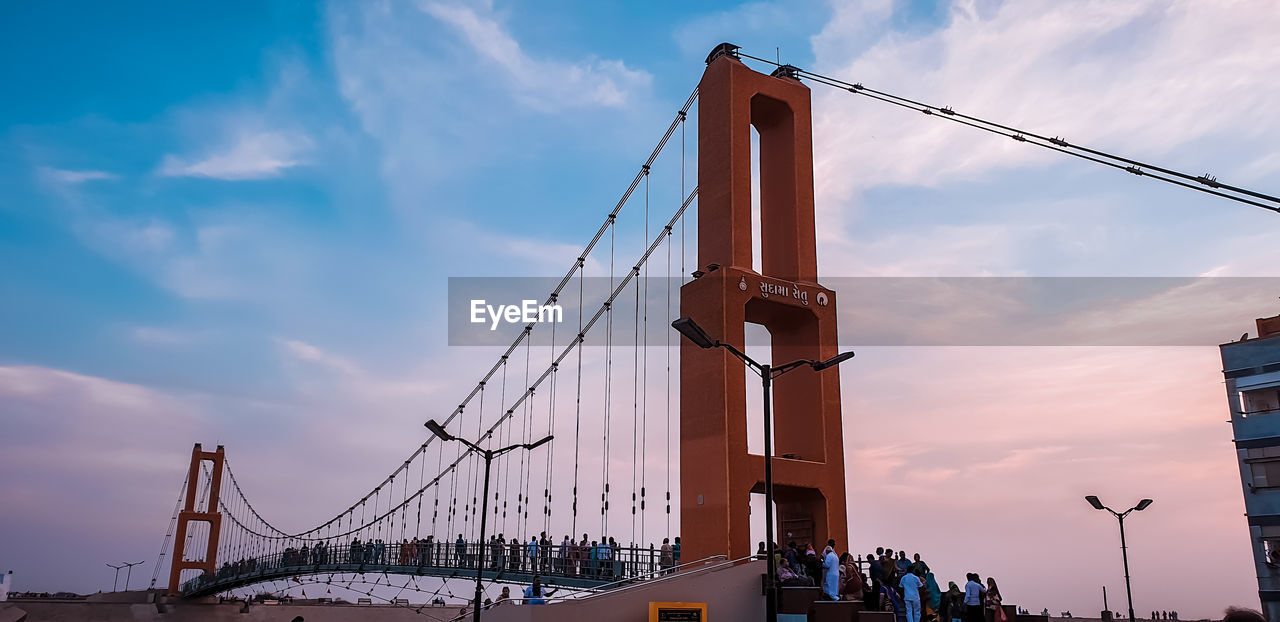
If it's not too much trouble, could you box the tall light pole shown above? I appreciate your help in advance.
[673,317,854,622]
[425,418,553,622]
[105,563,125,592]
[1086,495,1153,622]
[120,561,144,592]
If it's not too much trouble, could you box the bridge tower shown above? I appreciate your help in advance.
[679,47,849,563]
[167,443,225,595]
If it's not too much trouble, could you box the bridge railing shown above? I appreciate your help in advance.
[180,539,681,596]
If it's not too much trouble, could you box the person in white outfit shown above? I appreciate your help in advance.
[900,568,924,622]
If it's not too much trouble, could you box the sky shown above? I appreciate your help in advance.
[2,0,1280,617]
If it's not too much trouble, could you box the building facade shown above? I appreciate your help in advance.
[1223,314,1280,619]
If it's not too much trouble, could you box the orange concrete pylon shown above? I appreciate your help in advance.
[679,50,849,563]
[168,443,225,595]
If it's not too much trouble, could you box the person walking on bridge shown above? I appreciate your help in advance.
[900,568,924,622]
[984,577,1004,622]
[490,535,502,570]
[964,573,986,622]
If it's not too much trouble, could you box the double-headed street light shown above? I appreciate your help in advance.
[425,418,553,622]
[120,561,143,591]
[106,563,125,592]
[672,317,854,622]
[1085,495,1153,622]
[104,561,143,592]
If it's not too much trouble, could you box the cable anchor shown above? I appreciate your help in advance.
[770,65,801,81]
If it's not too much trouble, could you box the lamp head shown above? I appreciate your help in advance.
[424,419,454,441]
[525,434,554,451]
[1134,498,1153,511]
[811,351,855,371]
[1085,495,1105,511]
[672,317,715,349]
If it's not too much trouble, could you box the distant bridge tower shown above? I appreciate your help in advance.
[168,443,225,595]
[680,47,849,562]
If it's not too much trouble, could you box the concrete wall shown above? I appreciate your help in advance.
[1,559,765,622]
[480,558,764,622]
[2,600,465,622]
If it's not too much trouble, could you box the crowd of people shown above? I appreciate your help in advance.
[769,542,1006,622]
[193,532,683,592]
[321,532,684,579]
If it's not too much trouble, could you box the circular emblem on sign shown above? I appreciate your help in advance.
[816,291,829,306]
[738,276,747,291]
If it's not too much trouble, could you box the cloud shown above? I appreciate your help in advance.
[277,337,361,376]
[159,130,312,180]
[68,211,319,303]
[329,1,663,223]
[813,0,1280,195]
[274,336,444,403]
[420,2,651,110]
[0,365,210,560]
[806,0,1280,276]
[442,219,609,277]
[37,167,117,185]
[970,445,1069,473]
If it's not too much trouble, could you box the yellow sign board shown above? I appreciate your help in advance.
[649,601,707,622]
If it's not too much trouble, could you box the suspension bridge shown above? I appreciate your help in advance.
[142,44,1280,614]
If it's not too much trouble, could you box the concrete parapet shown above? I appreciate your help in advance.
[479,558,765,622]
[0,605,29,622]
[2,600,464,621]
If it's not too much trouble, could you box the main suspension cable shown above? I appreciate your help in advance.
[735,50,1280,214]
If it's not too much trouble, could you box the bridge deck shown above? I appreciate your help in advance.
[180,543,674,598]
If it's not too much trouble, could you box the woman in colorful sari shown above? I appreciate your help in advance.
[840,552,865,600]
[881,582,907,622]
[984,577,1004,622]
[924,573,942,621]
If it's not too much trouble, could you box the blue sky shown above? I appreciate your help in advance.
[3,0,1280,615]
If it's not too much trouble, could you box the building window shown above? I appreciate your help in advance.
[1242,388,1280,417]
[1251,460,1280,489]
[1262,526,1280,566]
[1266,540,1280,566]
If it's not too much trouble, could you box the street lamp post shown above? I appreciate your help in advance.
[1085,495,1153,622]
[120,561,143,592]
[672,317,854,622]
[425,418,553,622]
[106,563,125,592]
